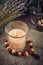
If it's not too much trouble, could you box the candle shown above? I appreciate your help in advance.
[8,29,26,51]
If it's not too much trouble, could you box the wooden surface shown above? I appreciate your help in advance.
[0,15,43,65]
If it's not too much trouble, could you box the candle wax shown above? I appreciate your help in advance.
[8,29,26,51]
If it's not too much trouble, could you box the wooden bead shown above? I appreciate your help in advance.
[25,52,29,56]
[18,52,22,56]
[26,39,31,44]
[4,42,9,47]
[28,42,33,48]
[6,47,11,51]
[11,49,16,54]
[29,50,33,55]
[6,47,10,50]
[30,48,34,52]
[4,42,8,45]
[4,39,35,56]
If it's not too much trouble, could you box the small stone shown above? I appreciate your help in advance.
[25,52,29,56]
[18,52,22,56]
[11,49,16,54]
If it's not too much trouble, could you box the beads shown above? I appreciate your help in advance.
[18,52,22,56]
[28,42,33,48]
[25,52,29,56]
[30,48,35,52]
[4,39,35,56]
[26,38,31,43]
[11,49,16,54]
[6,47,12,52]
[4,42,8,45]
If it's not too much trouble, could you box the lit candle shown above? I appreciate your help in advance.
[8,29,26,51]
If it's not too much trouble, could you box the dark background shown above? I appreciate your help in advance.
[0,0,38,7]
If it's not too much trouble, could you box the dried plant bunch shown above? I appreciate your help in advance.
[0,0,31,25]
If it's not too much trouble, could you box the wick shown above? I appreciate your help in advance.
[14,30,17,37]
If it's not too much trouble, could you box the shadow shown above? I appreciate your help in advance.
[31,53,40,60]
[36,27,43,32]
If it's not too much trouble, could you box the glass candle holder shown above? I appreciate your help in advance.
[5,21,28,51]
